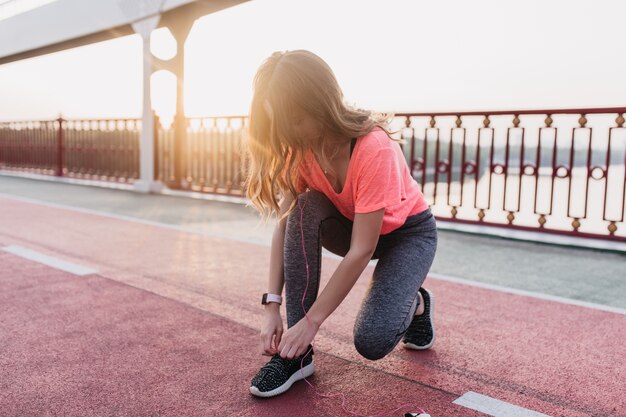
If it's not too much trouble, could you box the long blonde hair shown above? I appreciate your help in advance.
[244,49,402,222]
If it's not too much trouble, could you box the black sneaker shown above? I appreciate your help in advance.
[249,346,315,398]
[403,287,435,350]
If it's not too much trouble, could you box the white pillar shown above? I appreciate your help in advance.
[132,15,164,194]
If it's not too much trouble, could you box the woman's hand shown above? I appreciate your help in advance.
[260,305,283,356]
[277,315,320,359]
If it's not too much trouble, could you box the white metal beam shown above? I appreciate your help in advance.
[0,0,249,65]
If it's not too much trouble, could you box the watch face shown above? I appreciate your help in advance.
[261,293,268,304]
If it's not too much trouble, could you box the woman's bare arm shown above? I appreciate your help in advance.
[264,192,296,312]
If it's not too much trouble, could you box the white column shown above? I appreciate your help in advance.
[132,15,164,194]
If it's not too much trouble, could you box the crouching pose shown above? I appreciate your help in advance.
[245,49,438,398]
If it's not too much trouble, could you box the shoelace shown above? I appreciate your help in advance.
[261,354,292,374]
[261,349,313,375]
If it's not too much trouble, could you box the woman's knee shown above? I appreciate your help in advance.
[353,330,396,361]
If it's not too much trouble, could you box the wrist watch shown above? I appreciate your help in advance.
[261,293,282,305]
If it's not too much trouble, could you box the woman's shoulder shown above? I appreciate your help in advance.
[357,126,394,156]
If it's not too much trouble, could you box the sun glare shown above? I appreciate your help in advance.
[150,70,176,128]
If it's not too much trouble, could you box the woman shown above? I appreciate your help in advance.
[244,49,438,398]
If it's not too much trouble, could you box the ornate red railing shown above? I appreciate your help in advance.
[0,117,140,182]
[0,115,248,195]
[391,107,626,242]
[155,115,248,195]
[1,107,624,242]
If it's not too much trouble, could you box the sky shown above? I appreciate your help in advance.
[0,0,625,124]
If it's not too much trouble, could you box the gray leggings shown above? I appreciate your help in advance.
[284,190,438,361]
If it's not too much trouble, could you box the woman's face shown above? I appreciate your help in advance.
[264,99,321,144]
[291,110,321,142]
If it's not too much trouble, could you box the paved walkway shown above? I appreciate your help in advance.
[1,175,625,309]
[1,174,625,417]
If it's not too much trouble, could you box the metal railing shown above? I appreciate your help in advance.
[390,107,626,242]
[156,115,248,195]
[1,107,624,242]
[0,115,248,194]
[0,117,140,182]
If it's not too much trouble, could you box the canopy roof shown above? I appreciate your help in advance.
[0,0,248,65]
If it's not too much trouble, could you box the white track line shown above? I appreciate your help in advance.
[453,391,552,417]
[428,272,626,316]
[1,244,97,276]
[1,192,625,316]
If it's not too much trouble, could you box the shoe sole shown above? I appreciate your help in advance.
[404,288,435,350]
[249,360,315,398]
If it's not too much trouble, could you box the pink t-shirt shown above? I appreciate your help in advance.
[294,126,430,235]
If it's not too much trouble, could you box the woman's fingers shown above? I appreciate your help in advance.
[267,334,277,354]
[275,328,283,349]
[281,342,299,359]
[289,344,300,359]
[261,328,284,355]
[261,331,273,355]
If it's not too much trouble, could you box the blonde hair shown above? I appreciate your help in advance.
[244,49,403,222]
